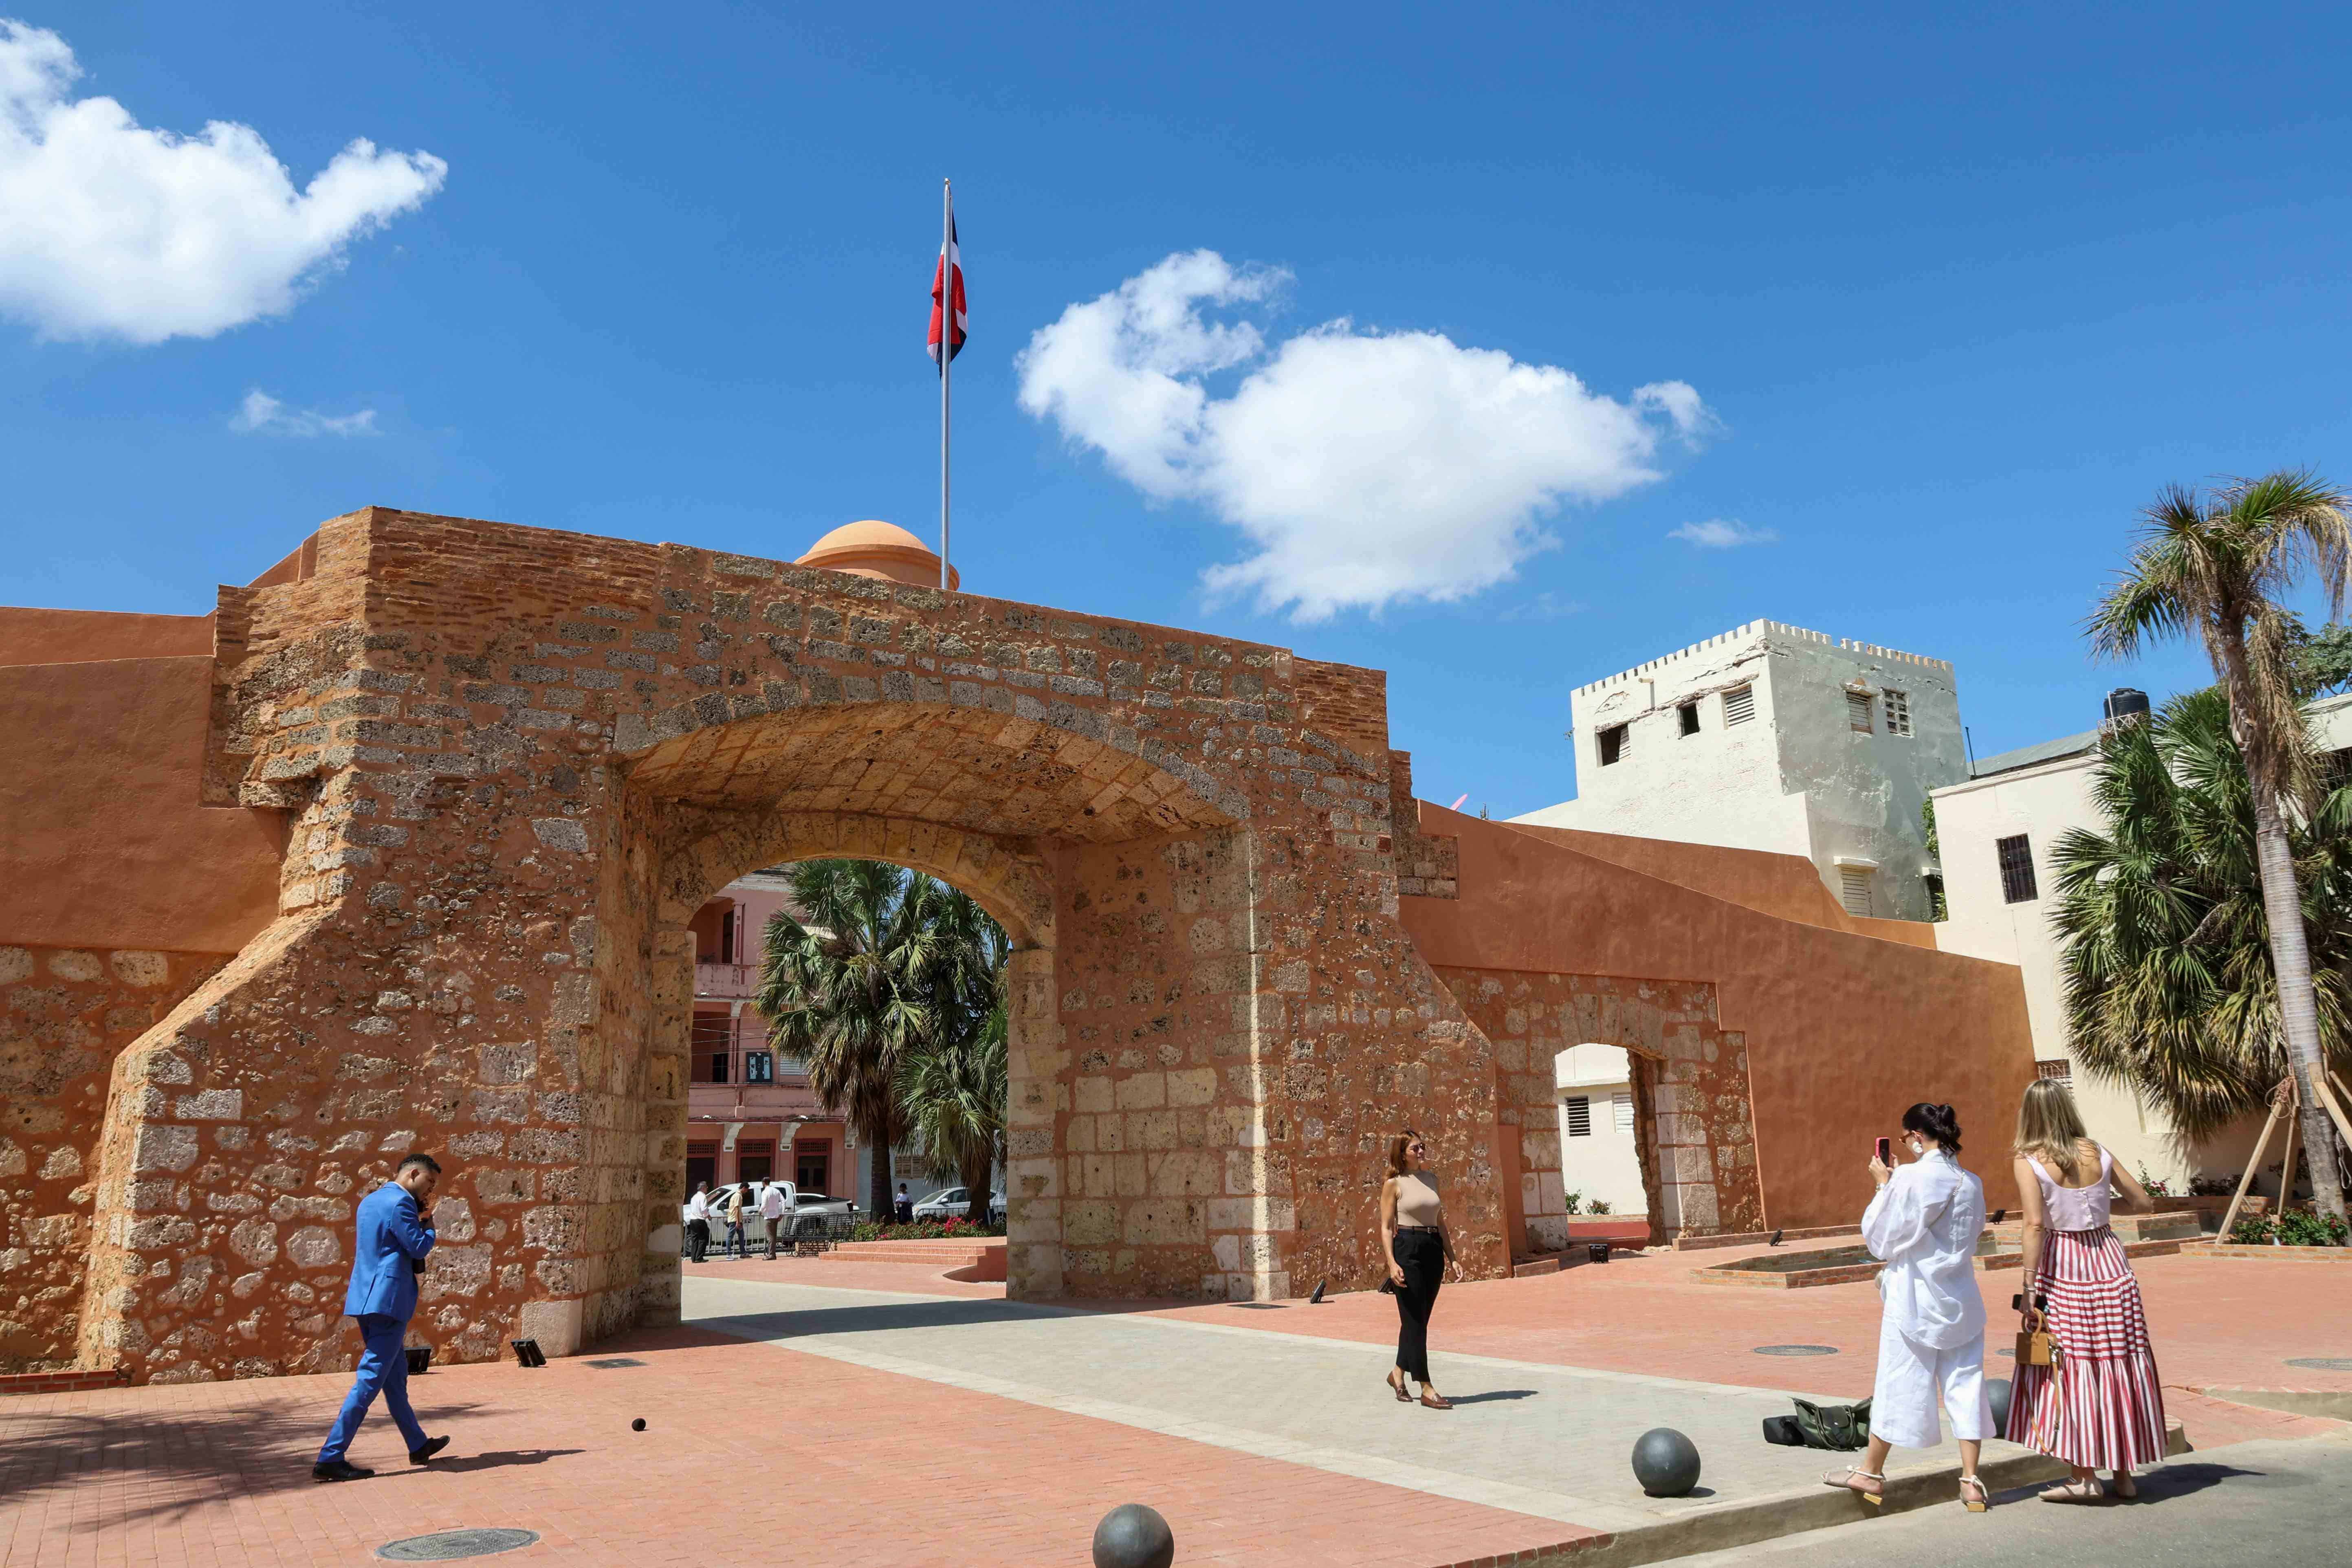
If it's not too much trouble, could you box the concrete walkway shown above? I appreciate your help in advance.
[685,1273,2020,1539]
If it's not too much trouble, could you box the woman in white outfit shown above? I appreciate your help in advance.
[1825,1102,1993,1512]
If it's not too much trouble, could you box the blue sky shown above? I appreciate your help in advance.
[7,5,2351,816]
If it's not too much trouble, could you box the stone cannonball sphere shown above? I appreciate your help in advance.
[1631,1427,1702,1497]
[1091,1503,1176,1568]
[1987,1377,2012,1434]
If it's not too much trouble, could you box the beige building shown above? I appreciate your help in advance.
[1930,690,2352,1191]
[1516,621,1966,921]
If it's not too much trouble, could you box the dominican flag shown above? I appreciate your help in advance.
[928,214,967,369]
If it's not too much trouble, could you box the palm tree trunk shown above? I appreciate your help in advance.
[961,1144,995,1231]
[2249,790,2352,1236]
[867,1119,893,1225]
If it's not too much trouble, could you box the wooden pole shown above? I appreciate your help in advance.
[2218,1088,2288,1241]
[2278,1082,2301,1243]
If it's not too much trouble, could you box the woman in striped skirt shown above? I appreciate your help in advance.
[2005,1080,2166,1501]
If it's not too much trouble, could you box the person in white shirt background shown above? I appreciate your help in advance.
[1824,1102,1993,1513]
[760,1179,787,1258]
[682,1181,711,1264]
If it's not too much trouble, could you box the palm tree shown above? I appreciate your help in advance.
[755,860,1007,1221]
[2055,689,2352,1152]
[2088,471,2352,1229]
[897,992,1008,1228]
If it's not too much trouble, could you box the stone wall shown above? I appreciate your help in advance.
[1,945,226,1372]
[60,507,1506,1383]
[1434,966,1763,1247]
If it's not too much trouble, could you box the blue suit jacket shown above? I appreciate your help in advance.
[343,1181,437,1321]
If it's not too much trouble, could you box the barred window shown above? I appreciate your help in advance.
[1846,690,1875,732]
[1997,834,2038,904]
[1883,689,1912,737]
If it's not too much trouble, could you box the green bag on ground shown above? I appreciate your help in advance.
[1789,1396,1872,1451]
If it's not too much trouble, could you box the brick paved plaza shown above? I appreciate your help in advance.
[6,1246,2345,1567]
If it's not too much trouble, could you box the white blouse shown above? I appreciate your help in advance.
[1862,1148,1988,1350]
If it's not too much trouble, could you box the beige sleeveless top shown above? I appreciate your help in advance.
[1394,1172,1443,1228]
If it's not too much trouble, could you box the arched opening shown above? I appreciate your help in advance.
[596,699,1245,1341]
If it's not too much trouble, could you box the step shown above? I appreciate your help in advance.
[0,1368,129,1396]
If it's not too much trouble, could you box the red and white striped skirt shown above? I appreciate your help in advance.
[2004,1225,2167,1470]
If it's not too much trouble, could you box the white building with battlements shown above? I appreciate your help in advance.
[1514,621,1967,921]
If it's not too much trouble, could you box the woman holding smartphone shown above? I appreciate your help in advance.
[1379,1129,1464,1409]
[1824,1103,1993,1512]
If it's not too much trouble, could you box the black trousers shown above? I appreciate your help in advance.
[686,1218,710,1261]
[1391,1228,1444,1382]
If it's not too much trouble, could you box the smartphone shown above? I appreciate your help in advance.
[1874,1136,1892,1166]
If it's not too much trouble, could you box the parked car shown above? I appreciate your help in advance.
[700,1181,856,1244]
[910,1185,1004,1224]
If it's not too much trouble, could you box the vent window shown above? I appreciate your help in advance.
[1846,690,1875,732]
[1998,834,2038,904]
[1564,1095,1593,1138]
[1678,702,1701,737]
[1838,865,1873,916]
[1883,689,1912,737]
[1613,1092,1635,1134]
[1723,685,1755,726]
[1598,724,1629,766]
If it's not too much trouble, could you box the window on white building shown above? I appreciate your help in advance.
[1564,1095,1593,1137]
[1599,724,1630,765]
[1883,689,1913,736]
[1997,834,2038,903]
[1723,685,1755,725]
[1838,864,1873,916]
[1613,1092,1635,1133]
[1846,690,1875,732]
[1678,702,1701,737]
[2035,1058,2073,1086]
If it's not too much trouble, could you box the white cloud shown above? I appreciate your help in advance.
[1017,251,1709,620]
[229,389,378,437]
[1669,518,1778,549]
[0,21,446,344]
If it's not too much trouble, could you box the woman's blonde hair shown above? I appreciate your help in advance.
[2014,1078,2093,1181]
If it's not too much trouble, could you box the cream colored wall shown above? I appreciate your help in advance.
[1544,1045,1648,1236]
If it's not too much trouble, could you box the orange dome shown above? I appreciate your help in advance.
[795,519,959,590]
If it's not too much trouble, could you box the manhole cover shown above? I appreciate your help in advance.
[378,1528,539,1561]
[1752,1345,1839,1357]
[584,1357,645,1368]
[2286,1357,2352,1371]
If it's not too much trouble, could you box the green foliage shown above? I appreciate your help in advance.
[846,1217,1004,1243]
[2231,1208,2350,1246]
[2054,688,2352,1140]
[1587,1199,1613,1215]
[756,860,1008,1216]
[2290,618,2352,700]
[1561,1190,1582,1216]
[1921,797,1948,921]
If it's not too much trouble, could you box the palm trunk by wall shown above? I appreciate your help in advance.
[2249,792,2352,1234]
[867,1125,893,1222]
[960,1144,994,1229]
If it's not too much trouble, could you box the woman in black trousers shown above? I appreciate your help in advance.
[1380,1128,1463,1409]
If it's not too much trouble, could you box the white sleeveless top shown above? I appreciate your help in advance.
[2027,1145,2113,1232]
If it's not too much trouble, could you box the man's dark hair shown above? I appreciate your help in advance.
[398,1152,443,1175]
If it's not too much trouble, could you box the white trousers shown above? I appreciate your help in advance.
[1870,1315,1992,1450]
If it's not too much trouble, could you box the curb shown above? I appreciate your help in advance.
[1427,1423,2189,1568]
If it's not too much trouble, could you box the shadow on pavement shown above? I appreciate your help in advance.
[1446,1389,1539,1405]
[424,1448,585,1474]
[0,1396,508,1524]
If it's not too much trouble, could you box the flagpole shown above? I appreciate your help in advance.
[939,178,952,592]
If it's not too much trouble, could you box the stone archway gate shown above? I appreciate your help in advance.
[75,508,1506,1384]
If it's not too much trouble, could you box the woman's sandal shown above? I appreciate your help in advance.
[2038,1476,2105,1504]
[1822,1467,1885,1506]
[1419,1391,1453,1410]
[1386,1371,1412,1403]
[1959,1475,1989,1513]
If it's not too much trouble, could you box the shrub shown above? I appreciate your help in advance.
[2138,1166,2174,1197]
[1561,1190,1582,1216]
[2231,1208,2350,1246]
[846,1216,1006,1243]
[1588,1199,1613,1215]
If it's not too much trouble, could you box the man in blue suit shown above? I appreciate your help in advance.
[313,1152,453,1481]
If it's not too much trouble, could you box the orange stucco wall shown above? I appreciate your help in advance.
[1401,807,2035,1234]
[0,607,215,668]
[0,655,285,954]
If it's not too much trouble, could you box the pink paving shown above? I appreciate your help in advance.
[0,1324,1594,1568]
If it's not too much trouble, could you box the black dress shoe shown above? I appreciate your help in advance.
[409,1436,451,1465]
[312,1458,374,1482]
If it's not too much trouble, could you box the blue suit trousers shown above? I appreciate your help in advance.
[317,1313,427,1462]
